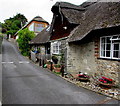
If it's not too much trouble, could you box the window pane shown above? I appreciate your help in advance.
[101,50,105,57]
[114,44,119,50]
[106,44,111,50]
[106,51,110,57]
[101,44,105,51]
[101,38,105,43]
[113,51,119,58]
[56,50,58,53]
[106,37,111,43]
[53,46,56,50]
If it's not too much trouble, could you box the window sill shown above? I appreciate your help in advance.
[97,57,120,61]
[52,53,60,55]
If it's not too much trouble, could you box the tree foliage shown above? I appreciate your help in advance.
[17,28,35,56]
[2,13,27,35]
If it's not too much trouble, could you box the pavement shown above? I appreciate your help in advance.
[2,39,120,104]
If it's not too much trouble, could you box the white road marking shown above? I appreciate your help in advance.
[2,61,14,64]
[2,61,30,64]
[19,61,29,64]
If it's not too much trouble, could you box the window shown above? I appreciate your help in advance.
[100,35,120,60]
[51,41,61,54]
[46,26,50,32]
[35,23,44,32]
[29,23,34,31]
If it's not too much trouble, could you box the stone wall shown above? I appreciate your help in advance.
[40,45,45,55]
[67,41,97,75]
[67,36,119,86]
[96,59,120,86]
[51,38,67,71]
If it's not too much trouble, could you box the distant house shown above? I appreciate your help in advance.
[14,16,49,39]
[50,1,120,85]
[29,26,51,63]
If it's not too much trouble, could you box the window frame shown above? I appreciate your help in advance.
[51,41,61,55]
[100,35,120,60]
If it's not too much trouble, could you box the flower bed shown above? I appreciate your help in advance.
[98,77,114,87]
[77,72,90,81]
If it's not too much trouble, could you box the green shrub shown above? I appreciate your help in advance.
[17,28,35,56]
[54,64,61,68]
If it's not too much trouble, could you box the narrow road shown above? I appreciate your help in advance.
[2,39,119,104]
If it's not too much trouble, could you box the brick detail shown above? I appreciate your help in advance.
[94,37,99,58]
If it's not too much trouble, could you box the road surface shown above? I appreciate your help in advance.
[2,39,119,104]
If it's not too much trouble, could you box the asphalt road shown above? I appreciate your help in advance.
[0,36,2,104]
[2,39,119,104]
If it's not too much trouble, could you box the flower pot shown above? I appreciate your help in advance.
[47,64,51,69]
[54,67,61,72]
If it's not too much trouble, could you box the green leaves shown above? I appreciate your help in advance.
[17,28,35,56]
[2,13,27,35]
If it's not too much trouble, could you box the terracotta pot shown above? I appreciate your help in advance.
[54,67,61,72]
[47,64,51,69]
[47,64,54,70]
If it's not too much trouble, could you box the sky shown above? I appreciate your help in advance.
[0,0,87,24]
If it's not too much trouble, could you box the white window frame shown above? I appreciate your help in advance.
[112,42,120,59]
[100,35,120,60]
[51,41,61,54]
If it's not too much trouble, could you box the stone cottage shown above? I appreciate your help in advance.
[29,26,51,63]
[50,1,120,85]
[50,2,85,69]
[67,2,120,86]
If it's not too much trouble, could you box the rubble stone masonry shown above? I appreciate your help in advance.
[67,36,119,86]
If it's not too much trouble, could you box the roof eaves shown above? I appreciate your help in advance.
[69,24,120,43]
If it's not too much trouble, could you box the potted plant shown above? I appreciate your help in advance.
[46,61,51,69]
[98,77,114,87]
[46,61,54,70]
[77,72,90,81]
[53,64,61,72]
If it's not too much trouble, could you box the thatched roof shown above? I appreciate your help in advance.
[30,26,50,45]
[52,2,83,11]
[24,16,49,29]
[51,2,85,24]
[32,16,49,24]
[68,1,120,42]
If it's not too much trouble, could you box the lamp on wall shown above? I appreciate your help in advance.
[63,26,67,30]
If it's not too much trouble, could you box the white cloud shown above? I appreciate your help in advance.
[0,0,86,24]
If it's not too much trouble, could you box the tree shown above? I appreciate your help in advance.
[17,28,35,56]
[2,13,27,35]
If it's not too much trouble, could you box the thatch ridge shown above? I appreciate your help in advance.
[68,2,120,42]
